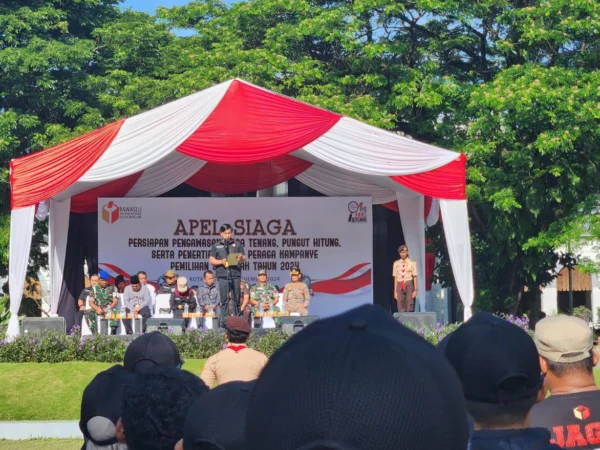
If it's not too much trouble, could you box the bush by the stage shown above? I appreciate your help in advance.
[0,327,290,364]
[0,313,533,363]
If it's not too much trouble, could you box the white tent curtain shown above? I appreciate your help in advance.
[53,81,231,202]
[295,165,397,204]
[48,199,71,316]
[79,81,230,183]
[300,117,459,176]
[396,193,427,312]
[426,198,440,227]
[7,205,35,340]
[35,200,49,221]
[125,153,207,198]
[440,199,474,319]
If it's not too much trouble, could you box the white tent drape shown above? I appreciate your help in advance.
[295,165,397,204]
[79,81,230,183]
[396,194,427,312]
[426,198,440,227]
[125,153,207,198]
[48,199,71,316]
[7,205,35,340]
[301,117,459,175]
[35,200,49,221]
[440,199,474,319]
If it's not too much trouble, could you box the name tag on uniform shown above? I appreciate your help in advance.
[216,245,224,248]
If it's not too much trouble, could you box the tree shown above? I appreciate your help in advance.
[156,0,600,314]
[3,0,600,317]
[0,1,175,278]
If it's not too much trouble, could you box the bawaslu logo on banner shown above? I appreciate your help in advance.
[98,197,373,318]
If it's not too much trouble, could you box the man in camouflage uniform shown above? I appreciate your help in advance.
[282,267,311,316]
[77,273,99,328]
[249,270,280,315]
[85,272,119,334]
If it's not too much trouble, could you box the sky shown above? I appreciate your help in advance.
[122,0,235,14]
[121,0,192,14]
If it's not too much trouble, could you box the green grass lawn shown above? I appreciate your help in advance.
[0,360,205,421]
[0,439,83,450]
[0,364,598,449]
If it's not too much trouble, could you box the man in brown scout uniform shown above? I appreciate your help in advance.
[393,245,418,312]
[282,266,311,316]
[200,316,268,387]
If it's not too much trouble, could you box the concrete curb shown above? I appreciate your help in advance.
[0,421,81,440]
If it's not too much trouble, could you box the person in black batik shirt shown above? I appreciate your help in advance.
[209,223,246,328]
[531,315,600,449]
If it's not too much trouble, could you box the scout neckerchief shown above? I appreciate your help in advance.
[400,259,407,291]
[227,344,247,353]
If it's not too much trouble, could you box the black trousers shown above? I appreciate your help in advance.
[122,306,151,334]
[217,277,241,328]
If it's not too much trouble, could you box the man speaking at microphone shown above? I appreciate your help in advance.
[209,223,246,328]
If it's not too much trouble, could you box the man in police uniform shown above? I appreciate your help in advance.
[77,273,99,327]
[158,269,178,294]
[282,267,311,316]
[86,271,119,334]
[250,270,280,314]
[209,224,246,328]
[197,270,220,316]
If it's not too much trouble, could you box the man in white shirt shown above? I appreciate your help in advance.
[122,275,152,334]
[137,271,156,315]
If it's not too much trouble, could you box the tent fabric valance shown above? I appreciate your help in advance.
[10,79,466,211]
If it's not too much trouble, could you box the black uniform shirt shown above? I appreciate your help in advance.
[209,239,245,279]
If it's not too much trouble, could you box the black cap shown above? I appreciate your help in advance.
[124,332,182,374]
[79,365,135,446]
[442,312,542,403]
[183,381,253,450]
[246,305,468,450]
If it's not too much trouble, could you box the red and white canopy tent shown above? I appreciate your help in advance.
[8,79,473,339]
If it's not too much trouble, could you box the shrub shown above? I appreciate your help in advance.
[0,312,535,363]
[0,327,290,363]
[404,313,533,345]
[248,330,289,356]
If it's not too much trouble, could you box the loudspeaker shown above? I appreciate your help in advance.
[21,317,66,334]
[393,312,436,329]
[279,316,319,334]
[146,318,185,335]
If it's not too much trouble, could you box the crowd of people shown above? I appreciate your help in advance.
[78,224,312,335]
[77,302,600,450]
[78,265,312,335]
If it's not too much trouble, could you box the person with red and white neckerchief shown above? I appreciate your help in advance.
[393,245,418,312]
[200,316,268,388]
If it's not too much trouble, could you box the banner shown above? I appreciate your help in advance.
[98,197,373,318]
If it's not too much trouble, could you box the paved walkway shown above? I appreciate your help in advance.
[0,421,81,440]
